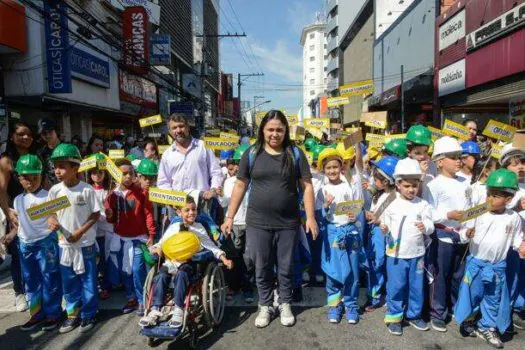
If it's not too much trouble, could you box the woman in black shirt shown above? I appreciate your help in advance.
[222,110,318,328]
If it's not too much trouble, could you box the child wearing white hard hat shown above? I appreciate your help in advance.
[422,136,472,333]
[379,158,434,336]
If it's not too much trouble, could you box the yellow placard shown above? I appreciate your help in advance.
[97,159,107,170]
[255,112,266,125]
[306,127,324,139]
[139,114,163,128]
[304,118,330,129]
[335,200,364,216]
[365,133,385,146]
[206,129,220,136]
[249,138,257,145]
[339,80,374,97]
[27,196,71,221]
[157,145,170,155]
[149,187,187,207]
[459,202,491,222]
[482,119,516,142]
[361,111,387,129]
[220,132,239,140]
[327,96,350,108]
[203,137,238,150]
[442,119,469,140]
[108,149,125,159]
[78,156,97,173]
[286,115,299,126]
[105,158,123,183]
[384,134,406,143]
[227,130,238,135]
[428,126,446,141]
[490,144,503,160]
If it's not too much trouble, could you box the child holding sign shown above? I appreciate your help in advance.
[317,148,363,324]
[47,144,101,333]
[11,155,62,331]
[455,169,525,348]
[105,158,156,316]
[379,158,434,336]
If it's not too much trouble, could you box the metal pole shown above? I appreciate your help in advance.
[401,64,405,132]
[237,73,241,111]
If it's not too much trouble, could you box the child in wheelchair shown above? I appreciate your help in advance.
[139,196,233,328]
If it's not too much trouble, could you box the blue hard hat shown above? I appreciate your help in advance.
[360,142,368,157]
[460,141,481,156]
[372,156,399,184]
[220,149,235,160]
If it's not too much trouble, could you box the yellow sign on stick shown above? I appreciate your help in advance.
[220,132,239,140]
[286,115,299,126]
[227,129,238,135]
[442,119,469,140]
[304,118,330,129]
[482,119,516,142]
[27,196,71,221]
[108,149,125,159]
[428,126,446,141]
[365,133,385,147]
[139,114,163,128]
[157,145,170,155]
[255,112,266,126]
[203,137,238,150]
[360,111,387,129]
[78,156,98,173]
[306,127,324,139]
[490,144,503,160]
[149,187,187,207]
[335,200,364,216]
[459,202,491,222]
[384,134,406,143]
[105,158,123,183]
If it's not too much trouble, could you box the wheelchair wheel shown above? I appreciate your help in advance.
[202,262,226,328]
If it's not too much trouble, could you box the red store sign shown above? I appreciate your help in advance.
[119,70,157,109]
[122,6,149,74]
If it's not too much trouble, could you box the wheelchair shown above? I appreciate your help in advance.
[139,250,227,348]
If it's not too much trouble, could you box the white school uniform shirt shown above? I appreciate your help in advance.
[423,174,472,243]
[456,170,472,184]
[93,187,113,235]
[380,193,434,259]
[460,209,523,263]
[471,181,487,206]
[48,181,101,248]
[311,169,325,210]
[218,175,247,225]
[14,189,52,243]
[319,180,361,227]
[369,191,392,213]
[507,184,525,220]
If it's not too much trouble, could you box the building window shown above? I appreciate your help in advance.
[310,33,315,39]
[310,45,315,51]
[310,90,315,96]
[309,67,315,73]
[310,79,315,84]
[310,56,315,61]
[324,67,327,71]
[324,78,327,83]
[324,44,327,48]
[324,55,328,60]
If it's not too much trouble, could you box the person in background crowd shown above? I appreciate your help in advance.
[129,136,145,159]
[71,135,82,148]
[87,134,105,156]
[125,136,135,154]
[0,122,37,312]
[142,138,159,162]
[37,118,61,189]
[464,120,478,142]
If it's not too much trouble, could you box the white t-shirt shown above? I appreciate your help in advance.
[14,189,52,243]
[48,181,101,248]
[319,180,361,226]
[456,170,472,184]
[93,187,113,234]
[508,184,525,220]
[158,222,224,260]
[423,174,472,243]
[369,191,392,213]
[471,181,487,207]
[380,193,434,259]
[461,209,523,263]
[218,175,247,225]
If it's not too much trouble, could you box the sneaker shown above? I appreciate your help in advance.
[136,305,145,317]
[121,299,139,314]
[15,294,28,312]
[346,310,359,324]
[365,299,383,313]
[460,320,477,337]
[409,319,429,331]
[254,305,273,328]
[226,288,234,301]
[243,289,255,304]
[20,315,44,331]
[278,303,295,327]
[139,309,163,327]
[327,304,344,324]
[388,322,403,336]
[79,318,96,333]
[431,318,447,332]
[512,311,525,330]
[168,307,183,329]
[98,289,110,300]
[291,287,303,303]
[59,317,80,334]
[302,271,310,283]
[315,274,324,284]
[475,328,504,349]
[41,318,60,332]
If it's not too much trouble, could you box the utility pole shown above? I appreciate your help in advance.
[238,73,264,117]
[401,64,405,132]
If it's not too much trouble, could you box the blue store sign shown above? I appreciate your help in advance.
[70,48,111,88]
[44,0,72,93]
[150,34,171,66]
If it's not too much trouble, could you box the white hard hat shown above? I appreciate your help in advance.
[499,143,525,166]
[432,136,462,160]
[393,158,422,180]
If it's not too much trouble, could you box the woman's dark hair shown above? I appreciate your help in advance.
[4,121,37,159]
[143,138,157,153]
[255,110,294,174]
[87,134,105,154]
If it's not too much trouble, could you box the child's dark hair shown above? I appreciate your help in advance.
[372,170,395,204]
[473,156,498,183]
[185,196,196,206]
[114,158,132,168]
[87,168,111,190]
[226,159,236,166]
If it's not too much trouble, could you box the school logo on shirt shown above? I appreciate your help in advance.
[464,187,472,203]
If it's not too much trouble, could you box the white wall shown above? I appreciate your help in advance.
[375,0,416,39]
[338,0,367,37]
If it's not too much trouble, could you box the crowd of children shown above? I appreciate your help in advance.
[4,121,525,349]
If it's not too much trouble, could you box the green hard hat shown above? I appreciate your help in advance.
[137,158,158,176]
[311,144,325,162]
[384,138,408,158]
[486,169,519,193]
[406,125,432,146]
[233,144,250,161]
[126,153,139,161]
[15,154,43,175]
[327,143,337,150]
[304,138,317,151]
[49,143,82,164]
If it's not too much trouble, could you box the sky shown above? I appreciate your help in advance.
[219,0,325,114]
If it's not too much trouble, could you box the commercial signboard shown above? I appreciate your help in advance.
[44,0,71,93]
[150,34,171,66]
[122,7,149,75]
[119,70,157,109]
[438,59,465,97]
[339,80,374,97]
[109,0,161,26]
[70,47,110,88]
[439,10,465,51]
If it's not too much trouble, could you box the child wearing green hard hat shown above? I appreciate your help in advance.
[137,158,159,191]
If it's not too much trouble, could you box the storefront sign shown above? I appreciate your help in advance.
[304,118,330,129]
[482,119,516,142]
[122,7,149,74]
[466,3,525,52]
[327,96,350,108]
[70,47,110,88]
[203,137,238,150]
[438,59,466,97]
[27,196,71,221]
[139,114,163,128]
[360,111,387,129]
[339,80,374,97]
[150,34,171,66]
[439,10,465,51]
[44,0,72,93]
[119,70,157,109]
[380,86,400,105]
[148,187,187,207]
[109,0,161,26]
[442,119,469,140]
[168,101,193,117]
